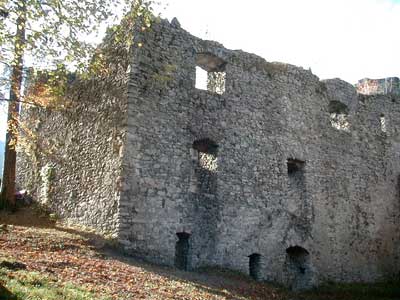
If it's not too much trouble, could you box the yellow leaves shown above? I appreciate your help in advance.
[87,50,109,77]
[1,223,287,300]
[9,96,58,162]
[25,82,61,108]
[24,67,70,111]
[75,0,157,78]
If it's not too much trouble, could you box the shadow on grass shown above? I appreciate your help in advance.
[0,284,16,300]
[48,226,285,300]
[0,206,56,229]
[2,208,279,299]
[55,225,400,300]
[3,206,399,300]
[296,281,400,300]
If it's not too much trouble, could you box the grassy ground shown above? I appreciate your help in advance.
[0,267,111,300]
[0,207,399,300]
[297,281,400,300]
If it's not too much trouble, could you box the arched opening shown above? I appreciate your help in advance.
[175,232,191,271]
[192,139,218,194]
[195,52,226,95]
[285,246,313,290]
[328,100,350,131]
[193,138,218,156]
[248,253,262,281]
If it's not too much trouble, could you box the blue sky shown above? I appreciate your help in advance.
[1,0,399,142]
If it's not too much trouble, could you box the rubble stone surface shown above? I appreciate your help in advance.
[17,18,400,289]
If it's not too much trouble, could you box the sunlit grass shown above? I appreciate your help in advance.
[0,267,111,300]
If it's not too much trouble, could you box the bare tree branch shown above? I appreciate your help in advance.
[0,60,11,67]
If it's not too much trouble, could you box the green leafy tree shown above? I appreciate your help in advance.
[0,0,155,209]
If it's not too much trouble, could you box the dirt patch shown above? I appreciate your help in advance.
[0,206,56,228]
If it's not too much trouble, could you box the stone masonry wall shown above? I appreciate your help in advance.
[16,31,129,235]
[16,15,400,289]
[357,77,400,95]
[118,18,400,288]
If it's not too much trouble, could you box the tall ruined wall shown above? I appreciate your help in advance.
[16,15,400,288]
[16,33,129,235]
[357,77,400,95]
[119,18,400,288]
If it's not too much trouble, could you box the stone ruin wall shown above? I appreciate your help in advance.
[16,16,400,289]
[357,77,400,96]
[119,18,400,288]
[16,31,130,236]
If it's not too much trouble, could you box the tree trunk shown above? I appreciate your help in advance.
[1,0,26,210]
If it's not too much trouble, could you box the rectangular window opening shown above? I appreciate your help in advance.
[287,159,305,176]
[328,101,350,132]
[287,159,307,209]
[195,53,226,95]
[207,71,226,95]
[195,66,208,91]
[192,139,218,194]
[380,114,387,133]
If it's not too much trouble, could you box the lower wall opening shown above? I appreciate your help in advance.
[175,232,191,271]
[248,253,262,281]
[285,246,313,290]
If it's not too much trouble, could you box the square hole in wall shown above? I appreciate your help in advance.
[195,53,226,95]
[287,159,305,176]
[328,101,350,131]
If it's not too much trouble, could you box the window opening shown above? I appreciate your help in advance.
[286,158,307,211]
[287,159,305,176]
[328,100,350,131]
[195,53,226,95]
[195,66,208,91]
[208,71,226,95]
[380,114,387,133]
[192,139,218,194]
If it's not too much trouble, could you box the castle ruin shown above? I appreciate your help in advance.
[17,17,400,290]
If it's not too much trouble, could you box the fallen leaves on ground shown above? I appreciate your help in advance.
[0,221,284,300]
